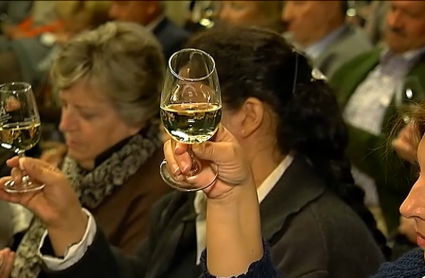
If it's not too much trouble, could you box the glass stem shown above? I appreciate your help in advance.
[187,145,201,176]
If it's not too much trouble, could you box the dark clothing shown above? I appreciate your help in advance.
[206,244,425,278]
[152,17,191,60]
[201,241,280,278]
[42,156,384,278]
[371,248,425,278]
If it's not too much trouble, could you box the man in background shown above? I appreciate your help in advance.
[109,1,191,60]
[283,0,372,78]
[330,1,425,235]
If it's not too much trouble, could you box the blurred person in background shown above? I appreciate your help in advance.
[109,0,190,60]
[217,1,284,33]
[0,1,33,31]
[0,1,62,85]
[283,0,372,78]
[364,1,390,46]
[0,21,172,278]
[0,1,58,41]
[330,1,425,240]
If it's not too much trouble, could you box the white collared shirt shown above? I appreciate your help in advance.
[194,154,294,264]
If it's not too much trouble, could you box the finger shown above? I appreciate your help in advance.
[163,140,181,175]
[170,141,192,173]
[10,168,22,183]
[392,139,417,163]
[1,251,14,278]
[209,125,237,143]
[0,249,10,277]
[6,157,19,168]
[19,158,63,185]
[191,126,240,164]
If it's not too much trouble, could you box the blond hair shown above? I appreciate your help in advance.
[50,22,165,126]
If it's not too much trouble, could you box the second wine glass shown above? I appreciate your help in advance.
[0,82,44,193]
[160,48,222,192]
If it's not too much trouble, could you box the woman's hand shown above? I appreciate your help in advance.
[0,157,87,255]
[393,123,420,164]
[163,125,254,200]
[0,248,14,278]
[165,126,263,276]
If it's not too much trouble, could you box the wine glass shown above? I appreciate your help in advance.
[0,82,44,193]
[396,77,425,123]
[160,48,222,192]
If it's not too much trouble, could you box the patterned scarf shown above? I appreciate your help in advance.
[11,125,161,278]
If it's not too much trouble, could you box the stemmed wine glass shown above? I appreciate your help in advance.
[160,48,222,192]
[396,77,425,123]
[0,82,44,193]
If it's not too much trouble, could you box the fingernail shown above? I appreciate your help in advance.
[172,165,181,175]
[180,161,189,172]
[19,158,25,171]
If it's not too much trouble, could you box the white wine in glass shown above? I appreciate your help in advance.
[160,48,222,192]
[0,82,44,193]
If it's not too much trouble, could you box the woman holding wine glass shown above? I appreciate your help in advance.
[0,25,386,278]
[0,21,172,278]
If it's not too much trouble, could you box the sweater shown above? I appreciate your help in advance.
[371,248,425,278]
[202,241,280,278]
[203,245,425,278]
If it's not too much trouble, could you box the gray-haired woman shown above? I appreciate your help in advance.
[1,21,171,278]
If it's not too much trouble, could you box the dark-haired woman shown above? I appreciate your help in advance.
[0,26,386,278]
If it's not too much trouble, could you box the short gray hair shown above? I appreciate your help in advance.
[51,21,165,126]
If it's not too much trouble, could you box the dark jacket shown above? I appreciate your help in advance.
[43,156,384,278]
[152,17,191,61]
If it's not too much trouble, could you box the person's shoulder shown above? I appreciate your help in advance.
[158,17,191,40]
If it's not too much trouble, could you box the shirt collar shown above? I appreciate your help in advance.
[257,154,294,203]
[380,45,425,64]
[303,24,347,60]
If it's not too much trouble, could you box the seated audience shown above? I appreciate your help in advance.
[283,0,372,78]
[0,25,388,278]
[109,0,191,60]
[0,1,58,41]
[330,0,425,234]
[0,21,171,278]
[0,1,33,29]
[217,1,284,32]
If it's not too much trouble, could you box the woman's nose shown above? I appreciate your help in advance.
[400,180,425,220]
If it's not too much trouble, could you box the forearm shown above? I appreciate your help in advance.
[206,183,263,277]
[46,210,88,256]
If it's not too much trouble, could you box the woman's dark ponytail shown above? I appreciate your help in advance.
[278,78,391,259]
[185,26,390,259]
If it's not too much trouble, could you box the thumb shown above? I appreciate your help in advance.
[192,141,235,165]
[19,158,63,185]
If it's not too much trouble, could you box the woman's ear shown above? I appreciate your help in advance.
[239,97,264,138]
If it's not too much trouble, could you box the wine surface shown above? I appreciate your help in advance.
[161,103,221,144]
[0,121,41,151]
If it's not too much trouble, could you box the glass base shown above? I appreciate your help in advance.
[3,176,45,193]
[159,160,218,192]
